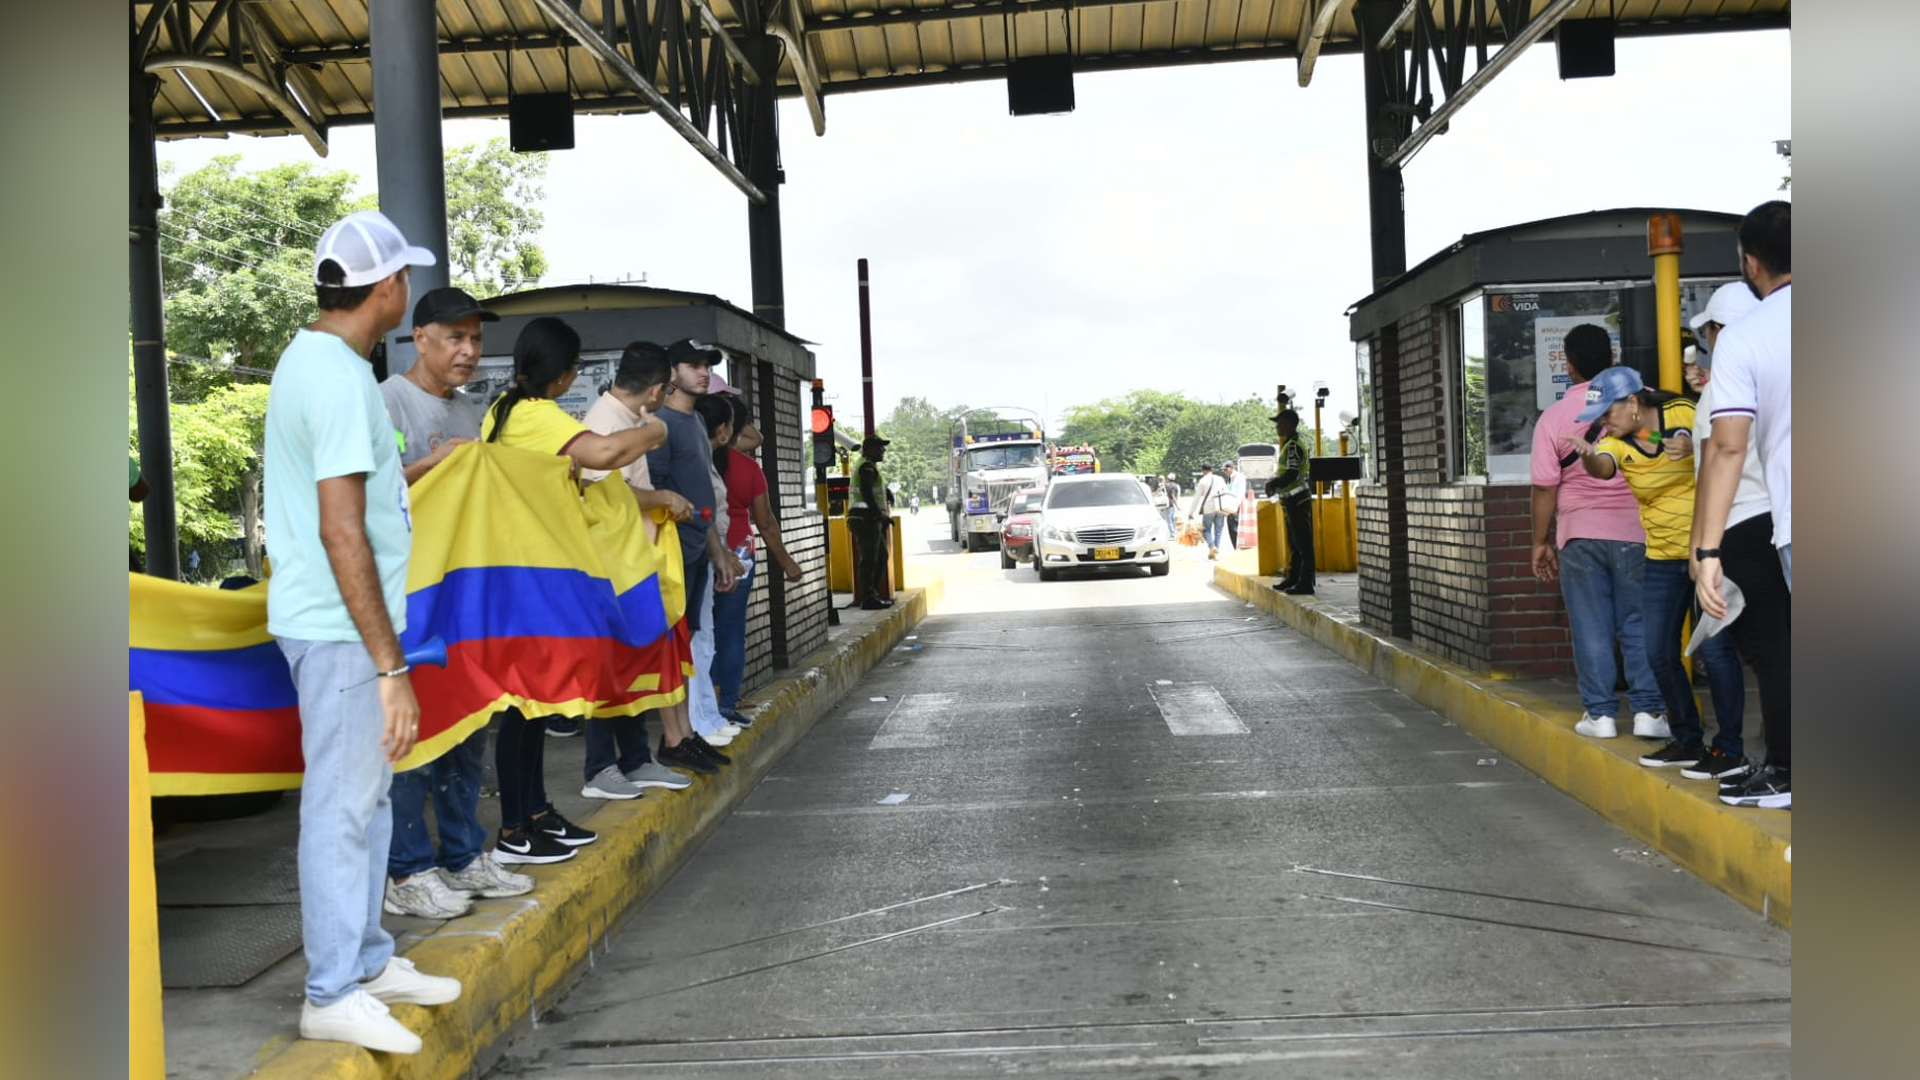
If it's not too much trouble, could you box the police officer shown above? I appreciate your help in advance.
[848,433,894,610]
[1265,409,1315,595]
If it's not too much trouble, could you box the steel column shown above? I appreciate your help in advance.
[744,35,786,329]
[371,0,449,374]
[1356,0,1407,288]
[131,73,179,580]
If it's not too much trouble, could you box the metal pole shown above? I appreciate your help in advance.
[1648,213,1685,392]
[131,72,179,580]
[811,378,838,626]
[1356,0,1407,289]
[857,258,876,438]
[371,0,449,375]
[744,36,785,329]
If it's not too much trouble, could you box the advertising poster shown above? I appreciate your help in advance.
[468,349,625,423]
[1535,316,1621,410]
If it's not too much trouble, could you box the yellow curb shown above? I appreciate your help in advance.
[242,583,942,1080]
[1214,564,1791,929]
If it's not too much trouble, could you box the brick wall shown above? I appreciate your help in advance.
[743,361,829,686]
[1407,484,1490,669]
[1482,484,1573,676]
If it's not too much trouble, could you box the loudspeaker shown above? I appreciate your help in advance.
[509,92,575,151]
[1007,56,1075,116]
[1556,19,1616,80]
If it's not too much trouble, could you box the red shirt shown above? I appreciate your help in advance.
[722,448,768,549]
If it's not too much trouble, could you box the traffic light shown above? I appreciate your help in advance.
[810,380,835,468]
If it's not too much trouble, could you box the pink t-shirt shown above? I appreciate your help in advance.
[1529,379,1646,548]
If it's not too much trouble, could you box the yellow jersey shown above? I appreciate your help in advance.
[1595,398,1696,561]
[481,397,586,456]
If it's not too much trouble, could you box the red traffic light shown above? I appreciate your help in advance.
[810,406,833,435]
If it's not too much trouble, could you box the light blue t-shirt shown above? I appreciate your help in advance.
[264,329,411,641]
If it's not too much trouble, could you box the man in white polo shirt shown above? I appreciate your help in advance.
[1692,200,1791,809]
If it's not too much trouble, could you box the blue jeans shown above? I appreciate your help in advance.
[1641,558,1745,755]
[1202,512,1228,550]
[1557,539,1664,718]
[276,637,395,1007]
[585,714,652,779]
[1162,505,1177,534]
[387,725,488,879]
[712,554,755,714]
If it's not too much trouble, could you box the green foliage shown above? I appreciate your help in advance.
[1057,390,1191,474]
[1158,398,1278,485]
[874,396,971,502]
[1464,353,1488,477]
[130,352,269,578]
[159,156,370,390]
[444,139,549,297]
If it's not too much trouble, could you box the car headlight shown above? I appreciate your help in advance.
[1043,525,1072,542]
[1006,524,1030,537]
[1142,522,1167,541]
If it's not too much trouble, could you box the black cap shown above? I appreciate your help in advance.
[1270,408,1300,425]
[665,338,724,368]
[862,433,891,447]
[412,287,498,328]
[1198,462,1213,471]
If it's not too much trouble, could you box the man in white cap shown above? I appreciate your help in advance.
[264,209,461,1053]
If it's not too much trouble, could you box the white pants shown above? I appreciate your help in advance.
[688,577,725,735]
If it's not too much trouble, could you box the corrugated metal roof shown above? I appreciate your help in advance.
[136,0,1788,141]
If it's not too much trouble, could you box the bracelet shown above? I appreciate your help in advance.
[376,665,410,679]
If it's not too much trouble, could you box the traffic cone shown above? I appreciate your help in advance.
[1237,490,1257,549]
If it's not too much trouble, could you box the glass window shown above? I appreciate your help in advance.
[1045,479,1149,509]
[1354,339,1375,480]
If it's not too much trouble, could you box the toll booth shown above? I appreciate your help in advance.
[1347,209,1743,676]
[475,284,829,683]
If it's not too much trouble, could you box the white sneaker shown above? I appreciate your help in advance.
[1632,711,1672,739]
[699,730,735,747]
[362,955,462,1006]
[300,988,422,1054]
[384,871,473,919]
[440,853,534,899]
[1573,712,1618,739]
[716,723,743,738]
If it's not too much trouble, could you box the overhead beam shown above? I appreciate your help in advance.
[524,0,765,203]
[1373,0,1419,51]
[1382,0,1578,167]
[1297,0,1356,87]
[144,53,329,155]
[767,0,826,136]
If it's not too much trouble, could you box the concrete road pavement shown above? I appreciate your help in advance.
[492,517,1790,1078]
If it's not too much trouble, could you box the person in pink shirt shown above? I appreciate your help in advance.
[1529,324,1669,741]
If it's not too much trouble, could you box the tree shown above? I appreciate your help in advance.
[1058,390,1190,474]
[875,396,972,503]
[1158,398,1275,485]
[444,139,549,297]
[130,354,270,579]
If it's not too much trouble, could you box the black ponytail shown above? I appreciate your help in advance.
[487,316,581,444]
[693,393,734,475]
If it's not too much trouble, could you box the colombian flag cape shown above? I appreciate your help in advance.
[130,443,688,796]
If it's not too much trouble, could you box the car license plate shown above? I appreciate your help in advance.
[1092,546,1121,561]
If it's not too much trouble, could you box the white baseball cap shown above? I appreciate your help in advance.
[1688,280,1761,333]
[313,210,436,287]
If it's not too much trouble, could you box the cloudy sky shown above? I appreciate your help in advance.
[158,28,1789,429]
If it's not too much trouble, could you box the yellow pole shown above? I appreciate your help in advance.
[130,692,166,1080]
[1649,213,1685,393]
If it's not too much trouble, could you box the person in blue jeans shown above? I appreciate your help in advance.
[712,395,805,722]
[1570,364,1745,774]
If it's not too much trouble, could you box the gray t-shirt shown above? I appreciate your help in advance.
[380,375,485,467]
[643,403,715,553]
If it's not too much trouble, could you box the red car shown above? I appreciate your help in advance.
[998,487,1049,569]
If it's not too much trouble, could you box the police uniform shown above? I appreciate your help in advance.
[848,437,892,609]
[1267,417,1314,594]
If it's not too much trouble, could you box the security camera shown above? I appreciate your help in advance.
[1338,410,1356,426]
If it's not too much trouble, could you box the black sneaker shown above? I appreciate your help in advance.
[657,738,718,775]
[1719,763,1790,809]
[687,734,732,766]
[1638,741,1703,768]
[544,718,581,738]
[494,825,575,865]
[533,809,597,847]
[1718,761,1759,793]
[1680,747,1748,781]
[721,710,754,729]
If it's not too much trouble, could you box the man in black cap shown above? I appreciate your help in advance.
[847,433,893,610]
[1265,408,1315,595]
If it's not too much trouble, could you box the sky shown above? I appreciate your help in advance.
[157,28,1789,432]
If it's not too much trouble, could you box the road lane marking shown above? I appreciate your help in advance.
[869,692,957,749]
[1151,683,1249,736]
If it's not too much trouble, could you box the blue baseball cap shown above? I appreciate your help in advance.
[1574,365,1644,423]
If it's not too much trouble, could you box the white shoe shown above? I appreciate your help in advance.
[300,988,422,1054]
[383,871,473,919]
[700,730,735,747]
[1632,711,1672,739]
[362,955,462,1006]
[1573,712,1618,739]
[716,723,743,739]
[440,853,534,899]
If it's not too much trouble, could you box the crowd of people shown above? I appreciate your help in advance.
[261,209,805,1053]
[1531,200,1791,811]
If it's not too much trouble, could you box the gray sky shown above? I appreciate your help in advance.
[159,29,1789,430]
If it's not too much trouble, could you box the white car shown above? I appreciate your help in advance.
[1032,474,1172,581]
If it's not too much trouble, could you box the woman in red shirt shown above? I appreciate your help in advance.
[711,394,804,723]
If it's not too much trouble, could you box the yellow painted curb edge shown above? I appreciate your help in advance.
[1214,565,1791,929]
[241,583,943,1080]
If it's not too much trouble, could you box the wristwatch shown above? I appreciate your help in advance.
[1693,547,1721,561]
